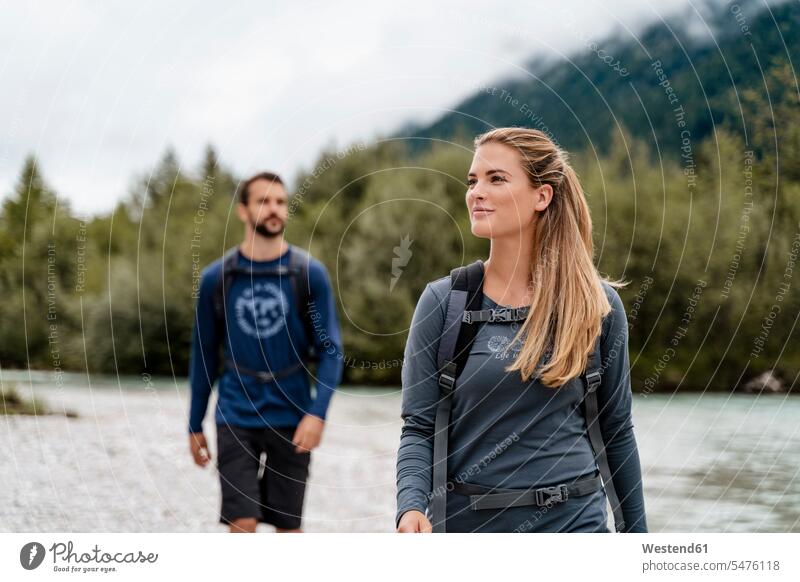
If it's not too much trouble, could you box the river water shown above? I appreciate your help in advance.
[1,370,798,532]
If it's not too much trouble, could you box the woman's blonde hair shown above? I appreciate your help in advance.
[474,127,626,388]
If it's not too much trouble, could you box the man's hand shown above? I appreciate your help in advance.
[397,510,432,533]
[189,432,211,467]
[292,414,324,453]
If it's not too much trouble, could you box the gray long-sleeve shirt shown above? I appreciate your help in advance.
[396,275,648,532]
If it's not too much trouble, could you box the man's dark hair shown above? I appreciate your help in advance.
[238,171,284,205]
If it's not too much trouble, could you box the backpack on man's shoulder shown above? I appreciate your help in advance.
[210,243,318,382]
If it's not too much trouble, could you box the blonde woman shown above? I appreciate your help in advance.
[395,127,647,533]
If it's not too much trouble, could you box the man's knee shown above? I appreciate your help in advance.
[229,517,258,533]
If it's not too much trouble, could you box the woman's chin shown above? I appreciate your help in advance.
[470,224,494,239]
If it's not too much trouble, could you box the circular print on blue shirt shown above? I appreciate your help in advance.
[234,281,289,339]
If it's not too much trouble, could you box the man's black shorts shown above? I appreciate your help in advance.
[216,423,311,530]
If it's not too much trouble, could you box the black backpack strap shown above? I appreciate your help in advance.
[224,358,306,383]
[581,334,627,532]
[288,244,318,362]
[430,260,485,533]
[212,245,242,338]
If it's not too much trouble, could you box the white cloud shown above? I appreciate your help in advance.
[0,0,692,215]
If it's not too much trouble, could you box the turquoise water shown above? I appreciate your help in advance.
[2,370,799,532]
[630,392,800,532]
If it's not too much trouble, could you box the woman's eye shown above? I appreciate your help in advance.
[491,175,506,183]
[466,179,476,187]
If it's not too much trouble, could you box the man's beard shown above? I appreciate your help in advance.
[253,216,285,238]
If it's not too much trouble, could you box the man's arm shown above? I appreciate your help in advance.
[188,267,221,434]
[305,261,344,419]
[598,284,648,532]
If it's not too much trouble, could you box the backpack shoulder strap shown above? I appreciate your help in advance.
[581,332,627,532]
[288,244,317,361]
[436,260,485,384]
[212,245,242,335]
[430,259,485,533]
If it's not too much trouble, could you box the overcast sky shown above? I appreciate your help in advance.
[0,0,695,216]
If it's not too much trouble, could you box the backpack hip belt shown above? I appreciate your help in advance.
[224,358,308,383]
[450,473,603,510]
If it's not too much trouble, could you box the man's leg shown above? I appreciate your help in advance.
[217,424,266,533]
[230,518,258,533]
[260,427,311,533]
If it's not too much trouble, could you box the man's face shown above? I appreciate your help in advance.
[238,178,289,238]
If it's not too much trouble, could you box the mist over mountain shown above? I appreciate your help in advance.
[399,0,798,158]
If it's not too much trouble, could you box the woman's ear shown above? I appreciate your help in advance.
[533,184,554,212]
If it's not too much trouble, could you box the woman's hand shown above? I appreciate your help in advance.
[397,510,432,533]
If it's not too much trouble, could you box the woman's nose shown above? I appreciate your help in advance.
[468,188,486,203]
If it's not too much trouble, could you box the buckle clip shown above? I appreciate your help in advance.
[438,373,456,393]
[535,484,569,507]
[462,311,473,324]
[585,370,601,392]
[493,307,513,322]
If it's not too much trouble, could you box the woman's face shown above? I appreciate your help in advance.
[466,141,552,239]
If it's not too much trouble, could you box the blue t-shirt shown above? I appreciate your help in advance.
[188,245,344,433]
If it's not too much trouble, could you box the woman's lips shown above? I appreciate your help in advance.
[472,209,494,218]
